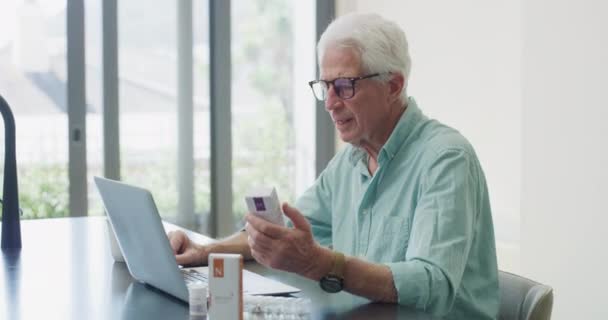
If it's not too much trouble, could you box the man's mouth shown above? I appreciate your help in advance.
[335,118,353,125]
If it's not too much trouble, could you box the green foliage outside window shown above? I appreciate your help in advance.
[0,165,69,219]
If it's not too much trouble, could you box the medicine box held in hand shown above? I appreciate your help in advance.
[209,253,243,320]
[245,187,285,226]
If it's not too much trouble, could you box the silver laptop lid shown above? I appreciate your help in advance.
[94,176,189,301]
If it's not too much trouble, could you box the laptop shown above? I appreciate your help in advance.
[94,176,300,302]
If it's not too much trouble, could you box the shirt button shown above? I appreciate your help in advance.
[362,209,370,215]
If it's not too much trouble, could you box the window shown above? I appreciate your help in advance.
[0,0,329,238]
[0,0,69,218]
[231,1,296,221]
[84,0,103,216]
[231,1,317,227]
[117,0,210,230]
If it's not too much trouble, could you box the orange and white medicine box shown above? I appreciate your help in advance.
[208,253,243,320]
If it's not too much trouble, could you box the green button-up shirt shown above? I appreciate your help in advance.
[295,97,499,319]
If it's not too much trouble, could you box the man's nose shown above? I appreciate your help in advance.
[325,85,341,111]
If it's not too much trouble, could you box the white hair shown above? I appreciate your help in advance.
[317,13,412,104]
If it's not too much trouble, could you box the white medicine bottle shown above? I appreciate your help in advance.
[188,282,208,318]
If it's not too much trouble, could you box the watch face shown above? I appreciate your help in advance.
[320,275,344,293]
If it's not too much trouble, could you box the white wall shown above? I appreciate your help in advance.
[522,0,608,319]
[338,0,608,319]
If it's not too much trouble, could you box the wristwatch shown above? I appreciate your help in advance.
[319,251,345,293]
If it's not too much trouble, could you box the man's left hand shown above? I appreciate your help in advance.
[245,202,330,280]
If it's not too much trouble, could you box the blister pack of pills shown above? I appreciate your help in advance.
[244,295,312,320]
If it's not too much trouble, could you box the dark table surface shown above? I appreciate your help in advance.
[1,217,437,319]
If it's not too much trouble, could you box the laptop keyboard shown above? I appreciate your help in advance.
[181,269,208,285]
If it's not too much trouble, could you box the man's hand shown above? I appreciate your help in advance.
[245,202,332,280]
[167,230,209,266]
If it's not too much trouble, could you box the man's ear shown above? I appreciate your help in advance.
[387,73,405,103]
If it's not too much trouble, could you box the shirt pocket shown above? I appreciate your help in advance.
[379,216,410,261]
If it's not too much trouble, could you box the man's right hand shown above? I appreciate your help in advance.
[167,230,209,266]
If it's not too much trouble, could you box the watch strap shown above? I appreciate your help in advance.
[330,251,345,279]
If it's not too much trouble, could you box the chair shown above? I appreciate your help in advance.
[498,270,554,320]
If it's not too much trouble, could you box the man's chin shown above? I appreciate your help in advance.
[339,133,360,146]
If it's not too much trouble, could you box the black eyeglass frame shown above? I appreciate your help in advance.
[308,73,382,101]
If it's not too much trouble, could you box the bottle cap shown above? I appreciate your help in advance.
[188,282,208,295]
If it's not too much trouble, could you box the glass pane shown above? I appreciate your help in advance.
[85,0,104,216]
[192,0,212,232]
[0,0,69,219]
[118,0,210,230]
[231,1,316,225]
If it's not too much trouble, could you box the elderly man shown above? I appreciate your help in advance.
[169,13,499,319]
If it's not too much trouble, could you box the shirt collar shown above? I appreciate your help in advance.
[379,97,422,164]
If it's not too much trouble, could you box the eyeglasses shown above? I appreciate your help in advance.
[308,73,382,101]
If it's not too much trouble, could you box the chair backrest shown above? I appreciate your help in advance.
[498,270,553,320]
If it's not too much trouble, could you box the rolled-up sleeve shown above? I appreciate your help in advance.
[385,148,477,315]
